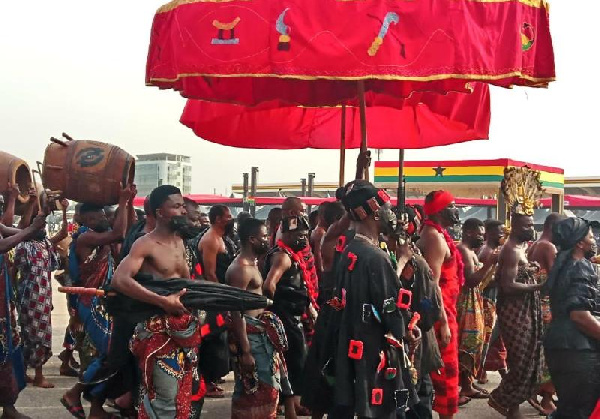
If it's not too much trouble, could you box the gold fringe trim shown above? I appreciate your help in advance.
[149,71,555,85]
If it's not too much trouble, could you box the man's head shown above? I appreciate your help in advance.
[484,219,505,247]
[237,211,253,227]
[335,187,346,202]
[342,180,396,236]
[553,217,597,259]
[320,201,345,229]
[183,197,201,227]
[209,205,234,235]
[238,218,270,255]
[543,212,566,238]
[80,203,111,233]
[462,218,485,250]
[199,212,210,227]
[423,190,460,228]
[510,213,535,243]
[267,207,283,233]
[149,185,186,233]
[281,215,310,251]
[282,197,304,217]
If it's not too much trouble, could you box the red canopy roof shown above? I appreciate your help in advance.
[147,0,555,106]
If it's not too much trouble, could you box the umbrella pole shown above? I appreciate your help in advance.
[398,149,406,210]
[339,104,346,187]
[357,80,369,180]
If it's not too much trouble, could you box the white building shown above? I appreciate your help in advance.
[134,153,192,197]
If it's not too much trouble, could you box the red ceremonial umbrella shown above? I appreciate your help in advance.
[146,0,554,180]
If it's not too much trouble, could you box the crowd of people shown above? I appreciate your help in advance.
[0,157,599,419]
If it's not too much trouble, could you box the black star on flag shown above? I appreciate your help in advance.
[433,166,446,177]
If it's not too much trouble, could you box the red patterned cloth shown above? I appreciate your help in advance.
[14,240,59,368]
[424,220,462,416]
[429,255,461,416]
[130,314,202,419]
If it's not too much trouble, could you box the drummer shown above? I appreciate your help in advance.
[112,185,202,419]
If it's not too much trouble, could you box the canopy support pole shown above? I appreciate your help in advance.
[398,149,406,210]
[339,104,346,187]
[358,80,369,181]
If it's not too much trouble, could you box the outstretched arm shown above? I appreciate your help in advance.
[0,215,46,254]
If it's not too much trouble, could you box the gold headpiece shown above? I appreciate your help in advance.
[501,166,544,216]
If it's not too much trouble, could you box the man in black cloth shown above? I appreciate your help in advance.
[543,217,600,418]
[327,180,417,419]
[262,215,312,415]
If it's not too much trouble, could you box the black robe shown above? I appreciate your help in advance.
[331,237,416,418]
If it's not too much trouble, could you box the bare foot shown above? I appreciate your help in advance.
[33,376,55,389]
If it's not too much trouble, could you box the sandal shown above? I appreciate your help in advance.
[60,396,86,419]
[461,390,489,399]
[458,396,471,406]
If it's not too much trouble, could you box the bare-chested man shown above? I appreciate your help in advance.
[528,213,564,273]
[226,218,296,419]
[456,218,498,400]
[488,213,544,419]
[526,212,564,415]
[197,204,236,398]
[309,202,344,292]
[417,190,466,417]
[112,185,201,419]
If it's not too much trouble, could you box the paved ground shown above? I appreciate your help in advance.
[13,279,542,418]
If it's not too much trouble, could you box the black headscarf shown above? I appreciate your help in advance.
[545,217,591,294]
[341,180,390,221]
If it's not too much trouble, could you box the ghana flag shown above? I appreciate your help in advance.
[374,159,564,190]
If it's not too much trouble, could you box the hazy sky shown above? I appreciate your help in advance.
[1,1,598,195]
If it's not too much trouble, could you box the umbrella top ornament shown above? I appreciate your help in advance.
[147,0,555,106]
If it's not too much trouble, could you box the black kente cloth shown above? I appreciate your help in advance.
[302,230,355,413]
[545,348,600,419]
[331,237,416,418]
[263,245,309,394]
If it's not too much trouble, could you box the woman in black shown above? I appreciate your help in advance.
[543,217,600,418]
